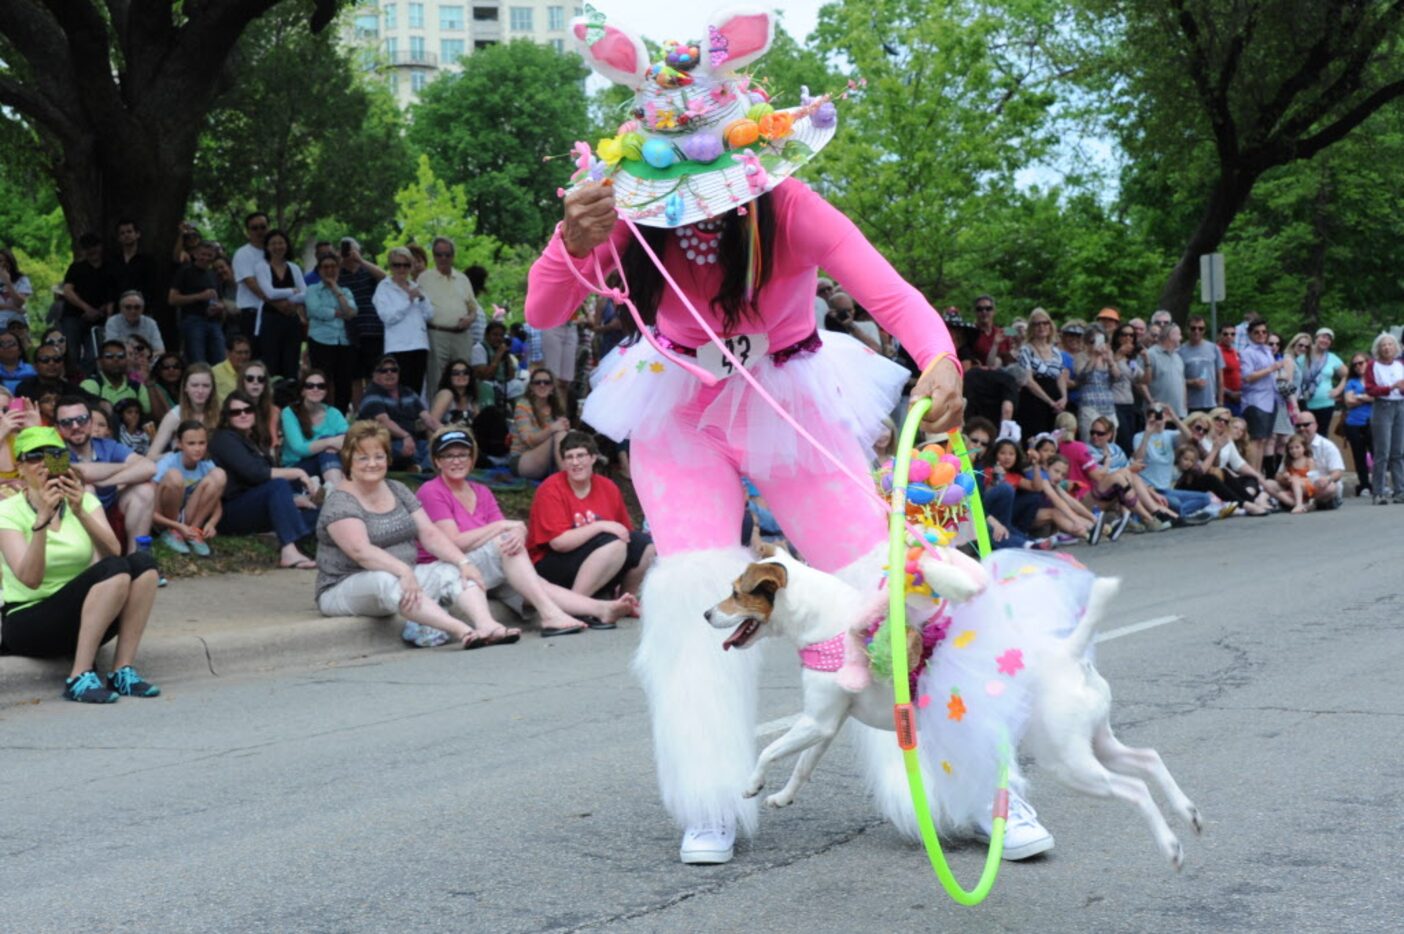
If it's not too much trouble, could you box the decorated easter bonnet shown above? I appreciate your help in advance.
[569,5,840,227]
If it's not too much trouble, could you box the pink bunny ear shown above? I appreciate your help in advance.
[572,18,649,88]
[706,8,774,73]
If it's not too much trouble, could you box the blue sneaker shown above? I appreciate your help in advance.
[108,665,161,698]
[65,670,119,704]
[401,620,424,645]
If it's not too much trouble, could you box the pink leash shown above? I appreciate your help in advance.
[553,221,937,545]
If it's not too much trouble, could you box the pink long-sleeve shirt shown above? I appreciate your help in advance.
[525,178,954,370]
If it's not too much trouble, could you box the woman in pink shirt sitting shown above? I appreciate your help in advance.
[415,426,637,636]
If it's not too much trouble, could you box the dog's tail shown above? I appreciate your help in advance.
[1062,576,1120,657]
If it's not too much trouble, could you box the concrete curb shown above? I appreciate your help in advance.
[0,599,526,708]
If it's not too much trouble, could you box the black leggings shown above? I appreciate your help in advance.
[1343,422,1372,491]
[534,531,651,597]
[1177,471,1256,504]
[0,553,158,658]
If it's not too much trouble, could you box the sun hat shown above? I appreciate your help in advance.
[1315,327,1335,340]
[1096,307,1120,323]
[568,6,842,228]
[14,426,65,457]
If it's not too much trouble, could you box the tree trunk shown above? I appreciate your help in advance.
[1156,168,1261,320]
[1299,167,1332,330]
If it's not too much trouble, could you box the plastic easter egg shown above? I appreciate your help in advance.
[880,471,894,493]
[907,483,936,505]
[905,560,920,574]
[724,119,760,148]
[931,462,957,486]
[642,139,677,169]
[954,473,976,494]
[941,454,962,469]
[922,443,946,459]
[939,485,966,506]
[882,457,896,473]
[918,451,941,471]
[907,458,931,484]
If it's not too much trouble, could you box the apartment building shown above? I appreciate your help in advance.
[348,1,584,107]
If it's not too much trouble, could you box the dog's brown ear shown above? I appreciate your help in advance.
[740,561,788,601]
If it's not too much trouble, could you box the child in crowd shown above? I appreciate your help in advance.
[88,407,112,439]
[1275,433,1318,514]
[115,398,152,455]
[152,420,226,556]
[982,438,1027,489]
[1025,447,1096,541]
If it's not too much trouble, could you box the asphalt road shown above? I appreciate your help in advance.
[2,501,1401,933]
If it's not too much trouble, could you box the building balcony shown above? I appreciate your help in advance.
[385,50,439,68]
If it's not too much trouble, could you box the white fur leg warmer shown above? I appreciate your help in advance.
[632,547,764,836]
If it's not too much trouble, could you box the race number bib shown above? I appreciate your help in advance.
[695,333,769,380]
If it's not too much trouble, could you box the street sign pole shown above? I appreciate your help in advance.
[1200,252,1226,335]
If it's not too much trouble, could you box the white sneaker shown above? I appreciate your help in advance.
[974,791,1054,861]
[679,819,735,865]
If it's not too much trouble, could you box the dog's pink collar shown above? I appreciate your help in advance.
[798,633,847,672]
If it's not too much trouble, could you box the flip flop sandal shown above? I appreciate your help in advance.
[540,625,585,638]
[461,632,486,650]
[582,617,617,630]
[485,628,522,646]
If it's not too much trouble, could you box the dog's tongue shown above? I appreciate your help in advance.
[722,620,756,651]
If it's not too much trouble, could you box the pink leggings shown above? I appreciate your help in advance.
[631,390,886,572]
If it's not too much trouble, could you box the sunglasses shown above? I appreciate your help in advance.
[303,381,327,390]
[1191,424,1208,432]
[390,262,411,269]
[102,352,127,360]
[530,379,554,387]
[432,251,453,258]
[36,355,62,364]
[1188,325,1205,331]
[376,366,399,374]
[43,337,65,346]
[449,368,470,376]
[57,414,91,428]
[227,406,255,416]
[244,374,267,383]
[1213,416,1230,424]
[1090,429,1111,437]
[975,305,994,312]
[18,447,66,463]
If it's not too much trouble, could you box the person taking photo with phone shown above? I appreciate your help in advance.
[0,426,162,703]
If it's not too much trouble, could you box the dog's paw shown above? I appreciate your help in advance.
[742,779,764,799]
[764,792,793,809]
[1168,838,1185,872]
[1188,805,1203,836]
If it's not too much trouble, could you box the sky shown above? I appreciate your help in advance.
[589,1,828,46]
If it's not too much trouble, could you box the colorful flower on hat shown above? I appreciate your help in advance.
[618,132,644,161]
[596,136,625,167]
[757,111,794,141]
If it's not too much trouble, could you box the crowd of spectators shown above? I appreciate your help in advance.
[0,219,654,702]
[813,279,1400,553]
[3,217,1399,701]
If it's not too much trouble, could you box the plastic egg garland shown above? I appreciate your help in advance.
[906,483,936,505]
[642,139,677,169]
[724,119,760,148]
[954,473,976,494]
[880,472,894,493]
[907,458,931,484]
[930,462,957,486]
[939,485,966,506]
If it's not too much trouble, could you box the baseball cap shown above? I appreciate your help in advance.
[14,426,65,457]
[431,429,475,457]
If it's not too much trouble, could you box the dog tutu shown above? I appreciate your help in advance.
[907,549,1096,834]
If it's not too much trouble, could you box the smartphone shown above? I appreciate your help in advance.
[43,450,71,475]
[7,396,24,414]
[1093,332,1106,349]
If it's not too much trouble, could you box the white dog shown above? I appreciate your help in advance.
[704,547,1203,868]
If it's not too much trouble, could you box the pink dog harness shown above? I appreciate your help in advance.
[798,633,847,672]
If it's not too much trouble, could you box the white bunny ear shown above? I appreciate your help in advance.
[571,14,649,88]
[705,8,774,74]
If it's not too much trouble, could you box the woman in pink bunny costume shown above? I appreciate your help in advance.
[526,8,1051,865]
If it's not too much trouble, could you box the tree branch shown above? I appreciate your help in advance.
[1290,76,1404,162]
[0,73,80,142]
[1172,0,1239,159]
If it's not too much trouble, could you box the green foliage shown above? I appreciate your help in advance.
[192,0,412,249]
[409,40,591,246]
[381,154,502,268]
[810,0,1079,299]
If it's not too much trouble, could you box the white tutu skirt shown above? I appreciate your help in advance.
[908,550,1096,834]
[584,330,910,480]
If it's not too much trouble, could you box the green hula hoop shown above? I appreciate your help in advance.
[887,398,1007,906]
